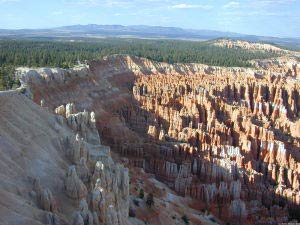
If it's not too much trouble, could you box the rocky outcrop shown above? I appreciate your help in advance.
[71,199,98,225]
[33,178,58,213]
[45,212,61,225]
[15,53,300,224]
[0,89,130,225]
[77,157,90,182]
[58,104,130,225]
[212,39,300,56]
[229,199,247,222]
[65,165,88,199]
[15,64,91,85]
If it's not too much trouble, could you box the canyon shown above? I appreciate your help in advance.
[0,89,130,225]
[212,39,300,56]
[1,42,300,225]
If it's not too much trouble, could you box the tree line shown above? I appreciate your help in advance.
[0,38,278,90]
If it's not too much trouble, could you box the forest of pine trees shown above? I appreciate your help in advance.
[0,38,278,90]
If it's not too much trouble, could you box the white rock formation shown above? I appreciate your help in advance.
[65,165,88,199]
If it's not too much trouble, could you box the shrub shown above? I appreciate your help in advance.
[181,215,189,224]
[133,199,140,206]
[139,189,144,199]
[146,193,154,207]
[129,207,136,217]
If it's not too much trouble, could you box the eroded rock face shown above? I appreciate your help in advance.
[229,199,247,223]
[46,212,61,225]
[77,157,90,182]
[65,165,88,199]
[71,199,95,225]
[60,104,130,225]
[16,53,300,224]
[212,39,300,56]
[130,65,300,223]
[0,91,130,225]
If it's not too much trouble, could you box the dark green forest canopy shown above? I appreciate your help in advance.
[0,38,278,90]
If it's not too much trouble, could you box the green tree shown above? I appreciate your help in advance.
[139,189,144,199]
[146,193,154,207]
[181,215,189,224]
[0,38,279,91]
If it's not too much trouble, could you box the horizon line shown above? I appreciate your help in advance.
[0,23,299,40]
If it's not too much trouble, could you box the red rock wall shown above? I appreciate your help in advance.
[23,55,300,224]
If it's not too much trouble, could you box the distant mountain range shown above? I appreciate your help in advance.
[0,24,299,47]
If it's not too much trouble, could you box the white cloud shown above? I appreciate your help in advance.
[223,1,240,8]
[223,0,295,9]
[52,11,64,15]
[113,12,138,16]
[171,4,212,9]
[72,0,103,6]
[0,0,20,3]
[65,0,165,10]
[259,0,295,4]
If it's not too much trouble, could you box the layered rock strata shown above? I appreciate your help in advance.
[16,52,300,224]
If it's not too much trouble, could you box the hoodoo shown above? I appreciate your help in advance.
[8,52,299,224]
[0,90,130,224]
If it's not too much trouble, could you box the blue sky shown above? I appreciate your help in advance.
[0,0,299,37]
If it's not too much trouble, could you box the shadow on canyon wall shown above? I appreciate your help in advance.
[98,95,300,224]
[26,58,300,224]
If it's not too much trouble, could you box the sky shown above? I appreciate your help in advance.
[0,0,299,38]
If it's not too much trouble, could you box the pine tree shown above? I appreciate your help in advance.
[139,189,144,199]
[146,193,154,207]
